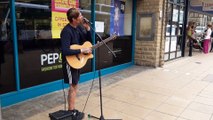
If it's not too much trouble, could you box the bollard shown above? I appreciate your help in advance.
[88,114,90,120]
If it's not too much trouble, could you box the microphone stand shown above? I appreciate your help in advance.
[83,18,116,58]
[85,21,121,120]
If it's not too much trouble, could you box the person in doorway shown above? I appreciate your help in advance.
[60,8,92,119]
[186,21,196,56]
[203,22,212,54]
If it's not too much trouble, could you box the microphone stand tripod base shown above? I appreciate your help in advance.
[88,114,122,120]
[85,22,121,120]
[88,114,105,120]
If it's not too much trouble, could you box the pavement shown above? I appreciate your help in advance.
[2,51,213,120]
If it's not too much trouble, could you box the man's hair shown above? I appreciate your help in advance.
[67,8,80,22]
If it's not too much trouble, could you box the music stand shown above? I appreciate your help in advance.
[86,21,121,120]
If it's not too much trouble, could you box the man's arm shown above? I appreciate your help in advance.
[60,30,81,56]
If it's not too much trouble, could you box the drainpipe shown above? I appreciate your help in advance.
[91,0,96,72]
[131,0,137,64]
[10,0,20,91]
[181,0,189,57]
[159,0,166,67]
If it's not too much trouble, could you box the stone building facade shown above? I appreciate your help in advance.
[135,0,167,67]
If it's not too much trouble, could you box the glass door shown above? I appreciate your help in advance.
[164,0,185,61]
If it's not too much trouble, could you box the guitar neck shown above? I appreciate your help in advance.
[91,35,116,50]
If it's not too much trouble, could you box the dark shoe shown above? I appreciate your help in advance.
[68,109,84,120]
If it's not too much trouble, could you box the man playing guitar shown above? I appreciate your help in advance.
[60,8,92,120]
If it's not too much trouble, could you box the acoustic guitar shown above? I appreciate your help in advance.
[66,34,117,69]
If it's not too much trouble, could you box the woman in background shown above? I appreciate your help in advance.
[203,22,212,54]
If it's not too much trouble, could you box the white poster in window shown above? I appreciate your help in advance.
[202,0,213,11]
[190,0,202,6]
[171,25,177,35]
[166,25,170,36]
[165,37,170,52]
[95,21,104,33]
[179,11,184,24]
[172,9,178,22]
[171,37,177,51]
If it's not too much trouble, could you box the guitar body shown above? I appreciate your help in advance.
[65,35,117,69]
[66,41,93,69]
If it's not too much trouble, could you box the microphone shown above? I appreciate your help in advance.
[83,17,92,24]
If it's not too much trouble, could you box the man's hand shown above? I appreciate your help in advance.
[82,23,90,31]
[81,48,92,54]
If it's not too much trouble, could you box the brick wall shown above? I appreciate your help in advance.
[135,0,166,67]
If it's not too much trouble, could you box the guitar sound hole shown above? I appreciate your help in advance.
[75,55,80,60]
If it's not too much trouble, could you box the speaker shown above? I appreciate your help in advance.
[49,110,72,120]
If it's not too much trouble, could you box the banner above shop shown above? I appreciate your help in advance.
[190,0,202,6]
[190,0,213,14]
[202,0,213,11]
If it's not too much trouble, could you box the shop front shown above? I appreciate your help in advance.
[0,0,136,107]
[187,0,213,55]
[134,0,189,67]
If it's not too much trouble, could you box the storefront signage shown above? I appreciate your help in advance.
[202,0,213,11]
[51,0,79,38]
[40,52,62,72]
[190,0,202,6]
[190,0,213,14]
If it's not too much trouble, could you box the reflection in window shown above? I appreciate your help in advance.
[15,0,63,89]
[0,1,16,94]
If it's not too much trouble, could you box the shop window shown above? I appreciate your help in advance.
[15,0,60,89]
[0,1,16,94]
[95,0,133,69]
[3,0,133,90]
[15,0,92,89]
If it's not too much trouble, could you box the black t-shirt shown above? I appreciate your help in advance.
[60,24,92,62]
